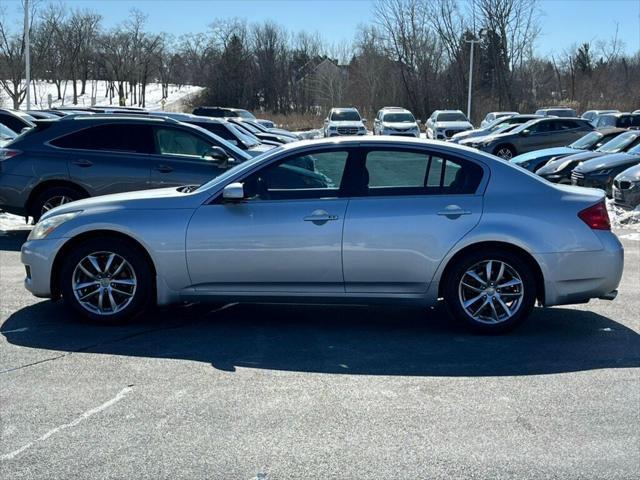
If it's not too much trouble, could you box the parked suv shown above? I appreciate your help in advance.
[373,107,420,137]
[0,116,250,220]
[323,108,367,137]
[475,117,594,159]
[192,106,255,119]
[593,112,640,129]
[535,107,577,118]
[425,110,473,139]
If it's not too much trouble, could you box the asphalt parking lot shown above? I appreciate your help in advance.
[1,228,639,479]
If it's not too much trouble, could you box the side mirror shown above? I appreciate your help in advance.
[324,118,329,124]
[362,118,367,125]
[416,119,422,124]
[204,146,228,160]
[222,182,244,201]
[521,129,530,136]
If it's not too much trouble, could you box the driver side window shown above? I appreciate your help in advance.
[242,150,349,201]
[154,127,212,157]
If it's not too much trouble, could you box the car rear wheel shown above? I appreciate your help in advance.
[31,186,86,222]
[493,145,516,160]
[60,238,153,325]
[443,249,537,333]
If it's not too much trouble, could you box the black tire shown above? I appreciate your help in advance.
[443,249,537,334]
[493,144,516,160]
[31,185,86,222]
[59,238,154,325]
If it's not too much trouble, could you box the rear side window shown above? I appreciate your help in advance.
[362,150,483,196]
[50,123,154,153]
[556,120,581,130]
[192,122,238,144]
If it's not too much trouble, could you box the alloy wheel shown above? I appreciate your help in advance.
[458,259,524,324]
[41,195,74,215]
[72,251,137,316]
[496,148,513,160]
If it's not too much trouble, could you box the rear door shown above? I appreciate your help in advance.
[149,126,229,188]
[342,147,485,294]
[51,123,155,196]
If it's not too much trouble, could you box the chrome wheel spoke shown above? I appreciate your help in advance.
[72,251,137,316]
[458,259,524,325]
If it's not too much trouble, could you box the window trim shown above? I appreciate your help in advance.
[353,146,486,198]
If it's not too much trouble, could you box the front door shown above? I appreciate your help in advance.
[342,148,485,293]
[186,148,354,293]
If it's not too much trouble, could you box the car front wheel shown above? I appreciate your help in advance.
[60,238,153,324]
[443,249,537,333]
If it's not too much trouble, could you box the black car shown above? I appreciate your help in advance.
[537,130,640,184]
[571,144,640,196]
[192,106,256,119]
[227,118,296,144]
[0,108,35,133]
[0,115,250,220]
[594,113,640,129]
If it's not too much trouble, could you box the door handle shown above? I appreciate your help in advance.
[303,209,339,223]
[155,164,173,173]
[437,205,472,217]
[72,159,93,167]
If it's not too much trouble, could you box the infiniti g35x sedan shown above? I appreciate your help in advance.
[21,138,624,333]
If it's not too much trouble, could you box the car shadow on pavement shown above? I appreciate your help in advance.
[0,230,29,252]
[2,300,639,377]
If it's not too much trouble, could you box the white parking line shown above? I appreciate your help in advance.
[1,386,133,461]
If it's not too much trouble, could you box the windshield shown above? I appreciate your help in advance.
[331,110,361,121]
[236,109,256,119]
[626,143,640,155]
[228,123,260,148]
[382,112,415,123]
[183,123,250,161]
[570,132,603,150]
[489,123,518,134]
[547,109,576,117]
[595,115,619,127]
[511,119,539,133]
[436,112,467,122]
[195,145,285,193]
[0,123,17,139]
[597,132,638,153]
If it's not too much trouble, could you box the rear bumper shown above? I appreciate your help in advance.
[0,173,33,216]
[534,232,624,306]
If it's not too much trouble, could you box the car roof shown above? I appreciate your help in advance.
[58,114,179,125]
[331,107,359,112]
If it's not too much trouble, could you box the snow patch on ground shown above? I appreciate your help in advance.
[1,80,203,112]
[607,199,640,232]
[0,212,29,231]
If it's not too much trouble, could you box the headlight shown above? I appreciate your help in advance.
[593,169,612,175]
[28,211,82,240]
[328,126,337,131]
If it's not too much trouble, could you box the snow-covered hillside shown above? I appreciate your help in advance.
[0,80,202,112]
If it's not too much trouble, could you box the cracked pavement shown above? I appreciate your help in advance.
[1,228,639,479]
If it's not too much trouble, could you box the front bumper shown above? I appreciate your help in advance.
[380,130,420,138]
[613,185,640,210]
[21,237,67,298]
[534,231,624,306]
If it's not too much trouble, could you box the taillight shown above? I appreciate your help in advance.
[578,201,611,230]
[0,148,22,161]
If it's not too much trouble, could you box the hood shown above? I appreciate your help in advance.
[382,122,418,130]
[434,121,473,129]
[328,120,365,128]
[511,147,576,163]
[40,187,204,221]
[451,128,488,141]
[268,128,299,139]
[555,150,606,164]
[247,143,276,156]
[575,153,640,173]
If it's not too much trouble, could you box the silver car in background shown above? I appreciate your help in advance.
[21,138,623,334]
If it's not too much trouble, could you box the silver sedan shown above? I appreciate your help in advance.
[21,138,624,333]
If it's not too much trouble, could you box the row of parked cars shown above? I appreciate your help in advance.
[0,105,301,221]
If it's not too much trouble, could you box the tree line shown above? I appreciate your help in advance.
[0,0,638,123]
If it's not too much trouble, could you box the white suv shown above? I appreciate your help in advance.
[373,107,420,137]
[323,108,367,137]
[425,110,473,140]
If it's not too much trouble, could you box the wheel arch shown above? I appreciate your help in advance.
[50,230,158,300]
[26,180,90,217]
[493,143,516,156]
[437,241,545,304]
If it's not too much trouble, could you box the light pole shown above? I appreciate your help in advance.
[465,30,484,122]
[24,0,31,110]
